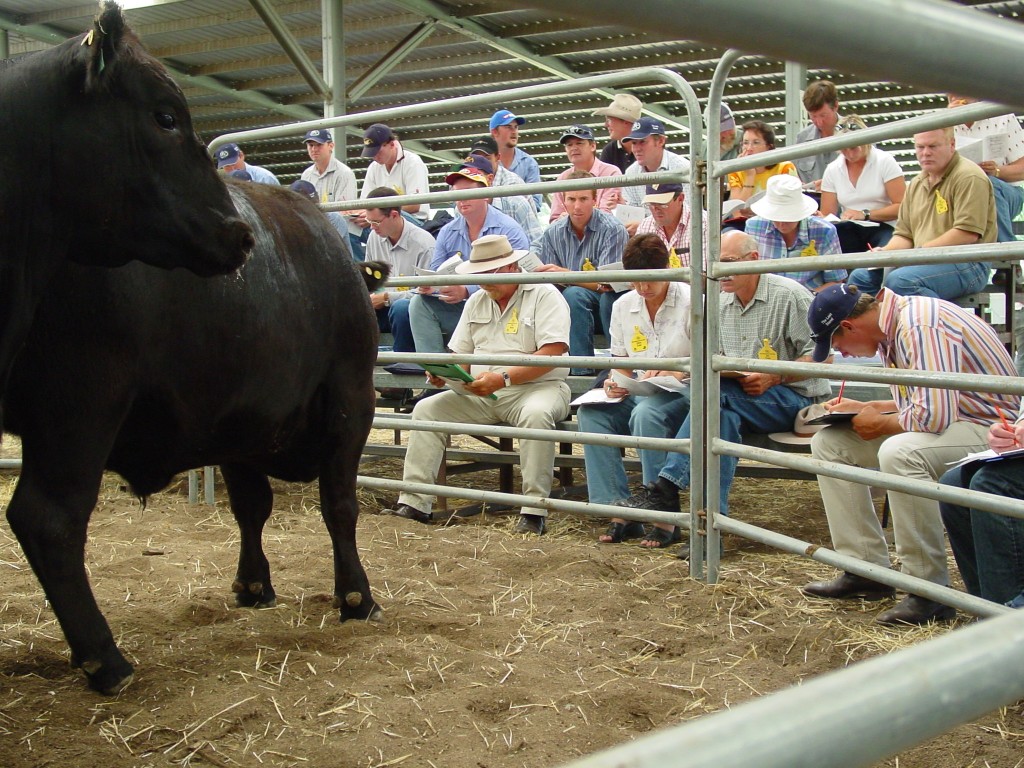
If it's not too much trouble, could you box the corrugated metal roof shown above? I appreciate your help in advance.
[2,0,1022,186]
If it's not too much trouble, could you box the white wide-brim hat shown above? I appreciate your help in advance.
[454,234,529,275]
[768,403,830,446]
[750,174,817,222]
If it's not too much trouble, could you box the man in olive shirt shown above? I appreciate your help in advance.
[849,127,996,300]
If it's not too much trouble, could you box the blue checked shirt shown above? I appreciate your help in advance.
[432,205,529,296]
[534,208,629,271]
[745,216,846,291]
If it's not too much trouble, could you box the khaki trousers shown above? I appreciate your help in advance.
[811,420,990,584]
[397,381,571,517]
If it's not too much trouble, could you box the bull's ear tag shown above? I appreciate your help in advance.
[82,29,95,46]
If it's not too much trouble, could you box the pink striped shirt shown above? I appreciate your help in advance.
[548,157,623,222]
[636,204,707,268]
[876,288,1020,433]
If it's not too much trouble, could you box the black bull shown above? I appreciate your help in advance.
[3,181,384,694]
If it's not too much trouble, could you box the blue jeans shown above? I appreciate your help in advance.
[659,379,812,515]
[865,260,990,300]
[578,390,692,504]
[408,293,465,353]
[376,296,414,352]
[563,287,604,375]
[939,460,1024,605]
[992,176,1024,243]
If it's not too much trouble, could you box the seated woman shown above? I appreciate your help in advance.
[577,234,692,548]
[819,115,906,263]
[725,120,799,227]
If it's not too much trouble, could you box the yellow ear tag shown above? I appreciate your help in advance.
[934,190,949,214]
[631,325,649,353]
[581,258,596,271]
[668,248,682,269]
[757,338,778,360]
[800,239,818,257]
[505,307,520,334]
[82,29,95,46]
[373,270,382,280]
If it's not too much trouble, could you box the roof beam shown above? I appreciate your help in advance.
[247,0,330,98]
[388,0,691,132]
[349,20,438,102]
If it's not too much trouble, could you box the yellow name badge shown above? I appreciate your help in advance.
[581,258,596,271]
[505,307,520,334]
[800,239,818,257]
[631,325,648,353]
[890,362,908,399]
[935,189,949,215]
[668,248,682,269]
[757,338,778,360]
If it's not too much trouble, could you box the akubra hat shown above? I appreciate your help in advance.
[454,234,529,275]
[750,175,817,222]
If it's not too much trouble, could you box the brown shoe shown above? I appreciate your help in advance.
[801,571,895,601]
[876,595,956,626]
[387,504,432,524]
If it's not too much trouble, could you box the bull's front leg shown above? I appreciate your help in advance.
[6,468,134,694]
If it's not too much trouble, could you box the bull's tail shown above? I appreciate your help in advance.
[360,261,391,292]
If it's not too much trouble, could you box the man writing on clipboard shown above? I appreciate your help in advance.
[386,235,571,536]
[801,283,1019,625]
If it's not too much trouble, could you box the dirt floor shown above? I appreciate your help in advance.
[0,430,1021,768]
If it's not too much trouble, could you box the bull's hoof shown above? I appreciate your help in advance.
[75,655,135,695]
[232,579,276,608]
[334,593,382,622]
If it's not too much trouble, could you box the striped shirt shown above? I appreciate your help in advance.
[549,157,624,221]
[876,288,1020,433]
[535,208,629,271]
[746,216,846,291]
[719,274,831,400]
[636,204,706,268]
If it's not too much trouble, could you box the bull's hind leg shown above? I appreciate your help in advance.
[6,459,133,695]
[220,464,276,608]
[320,428,380,622]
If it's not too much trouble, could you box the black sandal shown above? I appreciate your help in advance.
[640,525,682,549]
[598,520,647,544]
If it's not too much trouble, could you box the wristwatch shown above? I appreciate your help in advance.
[501,371,512,388]
[862,209,871,222]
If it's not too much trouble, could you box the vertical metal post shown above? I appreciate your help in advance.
[322,0,345,119]
[187,470,198,504]
[784,61,806,145]
[204,466,216,505]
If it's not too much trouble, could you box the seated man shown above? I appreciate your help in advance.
[577,234,692,545]
[747,175,846,292]
[802,283,1019,625]
[461,144,541,247]
[363,187,436,353]
[939,408,1024,608]
[620,231,831,550]
[534,170,629,375]
[289,179,349,242]
[548,124,622,222]
[386,235,571,535]
[636,181,705,268]
[408,159,529,353]
[848,127,996,299]
[216,142,280,185]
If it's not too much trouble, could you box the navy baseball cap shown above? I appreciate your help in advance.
[489,109,525,131]
[362,123,395,157]
[302,128,332,144]
[469,135,499,156]
[215,142,241,168]
[289,179,318,200]
[644,182,683,204]
[559,124,595,143]
[807,284,861,362]
[624,116,667,142]
[228,169,252,181]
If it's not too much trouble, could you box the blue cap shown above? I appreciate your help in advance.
[215,142,241,168]
[303,128,332,144]
[624,116,667,141]
[489,109,525,131]
[228,169,252,181]
[289,179,318,200]
[362,123,395,158]
[807,284,861,362]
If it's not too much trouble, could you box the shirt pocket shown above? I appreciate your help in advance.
[794,155,817,179]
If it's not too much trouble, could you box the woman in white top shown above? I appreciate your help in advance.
[577,234,692,548]
[820,115,906,255]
